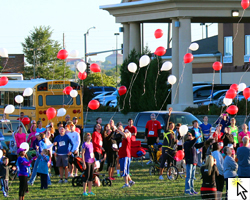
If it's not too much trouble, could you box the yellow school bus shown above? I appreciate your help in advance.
[0,79,83,128]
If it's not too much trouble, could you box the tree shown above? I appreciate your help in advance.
[119,49,171,114]
[82,72,116,87]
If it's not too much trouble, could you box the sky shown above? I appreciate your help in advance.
[0,0,218,63]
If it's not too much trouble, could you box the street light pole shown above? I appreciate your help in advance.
[84,27,96,64]
[28,48,41,79]
[114,33,120,88]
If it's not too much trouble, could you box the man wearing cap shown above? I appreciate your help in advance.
[63,115,71,127]
[53,127,74,183]
[144,113,162,164]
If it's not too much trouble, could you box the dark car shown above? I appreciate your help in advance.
[133,111,202,140]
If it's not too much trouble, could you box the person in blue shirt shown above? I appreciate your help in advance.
[215,113,230,134]
[53,127,73,183]
[199,116,212,141]
[191,120,203,167]
[37,149,50,189]
[36,121,46,133]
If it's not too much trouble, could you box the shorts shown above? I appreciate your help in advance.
[200,190,217,199]
[147,137,157,145]
[160,148,174,168]
[107,151,117,168]
[56,155,68,167]
[215,174,224,192]
[119,157,131,177]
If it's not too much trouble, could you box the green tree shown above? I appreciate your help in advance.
[82,72,116,87]
[119,49,171,114]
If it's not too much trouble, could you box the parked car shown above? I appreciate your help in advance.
[0,119,28,149]
[133,111,202,140]
[193,84,230,101]
[194,89,227,106]
[92,91,114,100]
[96,90,119,106]
[109,99,117,107]
[193,82,212,86]
[89,86,116,97]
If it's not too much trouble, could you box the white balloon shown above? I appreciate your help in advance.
[223,98,233,106]
[168,75,177,85]
[161,61,173,71]
[139,55,150,68]
[179,125,189,136]
[77,62,87,73]
[15,95,24,104]
[70,90,78,98]
[69,50,79,58]
[20,142,29,153]
[128,62,137,73]
[0,48,8,57]
[23,88,33,97]
[238,83,247,92]
[4,105,15,114]
[57,108,67,117]
[189,43,199,51]
[0,150,2,158]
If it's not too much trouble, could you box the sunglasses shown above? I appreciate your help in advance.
[188,135,192,137]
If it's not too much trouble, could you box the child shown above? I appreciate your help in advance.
[82,133,95,196]
[17,148,36,200]
[156,145,162,163]
[37,149,50,189]
[0,157,16,197]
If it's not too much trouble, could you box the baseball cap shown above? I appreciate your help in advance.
[73,117,78,120]
[17,148,26,154]
[35,132,40,136]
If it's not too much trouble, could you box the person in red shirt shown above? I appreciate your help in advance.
[17,112,24,121]
[213,125,223,143]
[116,125,135,188]
[92,123,105,171]
[124,118,137,141]
[144,113,162,164]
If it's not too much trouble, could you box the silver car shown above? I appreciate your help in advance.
[95,90,119,106]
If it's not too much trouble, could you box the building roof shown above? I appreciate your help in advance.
[164,35,218,56]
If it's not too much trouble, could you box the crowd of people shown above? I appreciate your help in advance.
[1,110,250,199]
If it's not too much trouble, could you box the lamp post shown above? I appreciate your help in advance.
[84,27,96,64]
[114,33,120,87]
[28,48,41,79]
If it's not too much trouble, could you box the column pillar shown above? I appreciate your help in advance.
[129,22,141,54]
[122,23,130,60]
[178,18,196,109]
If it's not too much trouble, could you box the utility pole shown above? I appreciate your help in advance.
[84,27,96,64]
[28,48,41,79]
[114,33,120,88]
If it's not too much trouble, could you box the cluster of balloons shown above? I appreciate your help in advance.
[127,55,151,73]
[0,48,8,58]
[154,29,167,56]
[183,43,199,64]
[63,86,78,98]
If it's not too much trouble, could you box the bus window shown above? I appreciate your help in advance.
[46,95,73,106]
[38,95,43,106]
[23,95,33,107]
[76,95,81,105]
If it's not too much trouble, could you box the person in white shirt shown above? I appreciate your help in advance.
[67,122,81,177]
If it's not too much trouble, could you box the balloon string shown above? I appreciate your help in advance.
[100,72,105,105]
[142,64,150,96]
[0,57,9,73]
[238,65,250,85]
[208,70,215,111]
[156,85,173,119]
[51,61,55,95]
[154,56,160,107]
[110,96,120,122]
[83,107,89,133]
[232,9,245,43]
[19,103,22,127]
[120,73,135,111]
[129,68,140,109]
[63,61,66,105]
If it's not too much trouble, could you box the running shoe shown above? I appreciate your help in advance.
[83,192,88,196]
[146,160,152,165]
[111,177,116,180]
[58,179,63,184]
[129,181,135,187]
[64,179,68,183]
[191,191,198,195]
[27,181,33,186]
[184,192,194,196]
[121,184,130,188]
[88,192,95,195]
[159,175,164,180]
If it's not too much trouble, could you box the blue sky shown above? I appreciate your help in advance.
[0,0,218,63]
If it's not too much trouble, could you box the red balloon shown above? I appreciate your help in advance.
[154,46,166,56]
[90,63,101,73]
[243,88,250,99]
[175,150,185,161]
[78,72,87,80]
[118,86,127,96]
[57,49,68,60]
[75,127,81,134]
[226,105,238,115]
[63,86,73,95]
[183,53,194,64]
[241,0,249,9]
[154,29,163,39]
[88,100,100,110]
[46,107,57,120]
[225,89,237,99]
[0,76,8,86]
[230,84,238,91]
[212,61,222,71]
[21,117,30,126]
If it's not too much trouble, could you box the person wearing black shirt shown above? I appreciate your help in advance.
[200,155,219,199]
[221,126,234,147]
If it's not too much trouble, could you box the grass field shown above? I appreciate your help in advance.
[6,160,209,200]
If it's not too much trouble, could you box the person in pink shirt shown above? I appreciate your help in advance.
[27,121,37,149]
[238,124,250,147]
[15,125,27,148]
